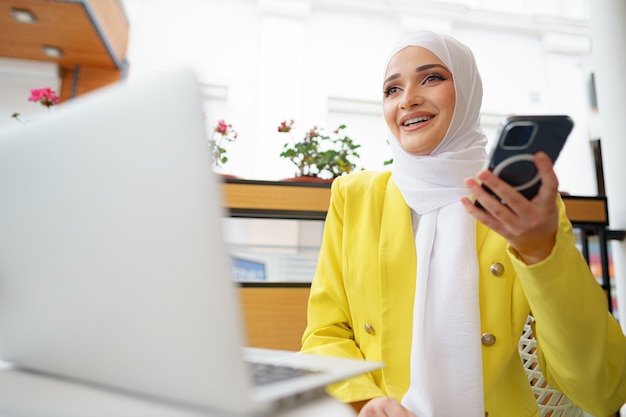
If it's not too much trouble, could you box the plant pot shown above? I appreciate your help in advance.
[280,176,334,183]
[218,173,240,179]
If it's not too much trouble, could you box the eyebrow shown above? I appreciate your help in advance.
[383,63,450,85]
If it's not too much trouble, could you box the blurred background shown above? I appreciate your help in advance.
[0,0,601,195]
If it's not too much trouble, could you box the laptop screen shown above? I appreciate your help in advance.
[0,69,257,411]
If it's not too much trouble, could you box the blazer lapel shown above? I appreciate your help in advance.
[377,178,416,394]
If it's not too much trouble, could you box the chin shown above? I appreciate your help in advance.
[399,141,435,156]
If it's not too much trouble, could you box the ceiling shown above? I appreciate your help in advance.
[0,0,128,70]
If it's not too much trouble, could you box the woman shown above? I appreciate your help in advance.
[300,31,626,417]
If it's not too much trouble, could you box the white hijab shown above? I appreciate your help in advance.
[385,32,488,416]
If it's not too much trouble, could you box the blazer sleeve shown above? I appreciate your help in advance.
[510,198,626,415]
[300,177,386,403]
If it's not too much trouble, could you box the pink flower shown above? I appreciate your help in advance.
[209,119,238,168]
[215,119,230,134]
[28,88,60,108]
[277,119,294,133]
[12,87,61,123]
[305,126,319,142]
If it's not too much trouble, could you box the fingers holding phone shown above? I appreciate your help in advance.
[461,115,574,264]
[471,151,558,212]
[462,153,561,264]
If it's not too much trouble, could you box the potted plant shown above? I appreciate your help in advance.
[277,119,361,181]
[208,119,238,171]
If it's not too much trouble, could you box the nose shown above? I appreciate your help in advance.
[400,85,424,109]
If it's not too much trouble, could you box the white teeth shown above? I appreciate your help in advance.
[403,116,432,126]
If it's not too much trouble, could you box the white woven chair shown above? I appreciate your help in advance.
[519,315,584,417]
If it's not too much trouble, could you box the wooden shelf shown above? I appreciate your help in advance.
[221,178,331,220]
[222,178,610,225]
[1,0,129,100]
[0,0,128,69]
[560,195,608,225]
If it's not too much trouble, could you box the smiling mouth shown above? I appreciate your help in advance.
[403,115,434,127]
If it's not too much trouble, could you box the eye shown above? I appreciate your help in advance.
[422,73,448,85]
[384,85,401,97]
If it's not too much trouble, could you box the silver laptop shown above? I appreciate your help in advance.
[0,70,381,416]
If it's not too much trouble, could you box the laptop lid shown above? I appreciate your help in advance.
[0,70,380,415]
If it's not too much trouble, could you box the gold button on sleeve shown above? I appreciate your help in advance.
[364,323,375,335]
[481,333,496,346]
[490,262,505,276]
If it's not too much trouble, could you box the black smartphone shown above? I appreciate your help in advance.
[475,115,574,208]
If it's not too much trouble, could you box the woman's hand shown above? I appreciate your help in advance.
[461,152,559,265]
[357,397,417,417]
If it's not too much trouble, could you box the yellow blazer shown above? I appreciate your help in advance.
[301,171,626,417]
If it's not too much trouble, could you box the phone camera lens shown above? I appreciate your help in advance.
[502,123,536,148]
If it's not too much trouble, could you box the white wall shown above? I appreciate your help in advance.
[0,0,598,193]
[107,0,597,194]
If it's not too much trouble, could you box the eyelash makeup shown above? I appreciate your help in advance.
[383,86,399,97]
[383,73,449,97]
[422,73,447,83]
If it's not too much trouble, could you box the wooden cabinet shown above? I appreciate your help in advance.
[222,178,330,351]
[238,284,310,351]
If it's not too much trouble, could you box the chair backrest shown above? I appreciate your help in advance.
[519,316,584,417]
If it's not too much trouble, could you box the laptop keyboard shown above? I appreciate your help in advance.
[249,361,317,386]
